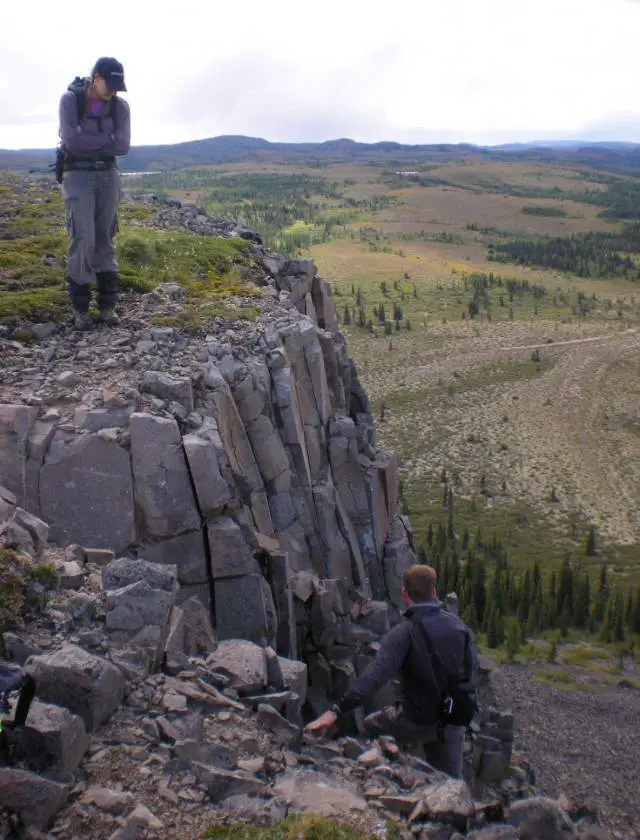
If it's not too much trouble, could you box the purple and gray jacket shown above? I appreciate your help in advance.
[58,89,131,161]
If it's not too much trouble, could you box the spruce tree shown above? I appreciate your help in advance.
[632,584,640,635]
[505,621,521,663]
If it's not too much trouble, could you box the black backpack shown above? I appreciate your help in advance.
[55,77,119,183]
[410,614,478,727]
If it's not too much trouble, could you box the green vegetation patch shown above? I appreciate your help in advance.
[203,815,399,840]
[533,666,594,692]
[0,217,257,321]
[0,549,56,633]
[521,205,568,217]
[117,228,254,293]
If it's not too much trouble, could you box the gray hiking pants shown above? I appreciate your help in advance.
[363,705,465,778]
[62,168,121,312]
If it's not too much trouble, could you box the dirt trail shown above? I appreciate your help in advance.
[499,326,639,352]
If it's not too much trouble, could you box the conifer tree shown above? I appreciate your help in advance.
[505,620,521,663]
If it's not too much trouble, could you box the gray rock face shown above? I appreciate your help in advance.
[39,431,135,553]
[0,403,38,506]
[215,572,277,645]
[101,556,178,592]
[0,768,69,829]
[207,516,256,578]
[20,700,89,775]
[203,364,271,533]
[206,640,267,694]
[130,413,200,539]
[25,645,126,732]
[507,797,578,840]
[139,531,207,586]
[183,433,233,518]
[382,514,417,607]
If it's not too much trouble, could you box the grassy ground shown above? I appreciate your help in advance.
[202,816,400,840]
[0,177,259,323]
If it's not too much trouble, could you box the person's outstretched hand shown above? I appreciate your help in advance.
[304,709,338,737]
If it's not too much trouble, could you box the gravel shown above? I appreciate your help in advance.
[489,658,640,838]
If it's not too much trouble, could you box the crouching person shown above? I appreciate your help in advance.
[58,57,131,330]
[305,565,477,778]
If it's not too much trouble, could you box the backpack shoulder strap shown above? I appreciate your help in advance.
[110,96,118,132]
[409,613,449,693]
[73,85,87,124]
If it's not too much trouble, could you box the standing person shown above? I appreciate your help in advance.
[305,565,477,778]
[58,57,131,330]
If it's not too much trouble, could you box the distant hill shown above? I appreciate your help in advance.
[2,134,640,175]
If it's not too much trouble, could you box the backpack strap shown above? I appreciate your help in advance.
[409,614,453,696]
[73,83,117,132]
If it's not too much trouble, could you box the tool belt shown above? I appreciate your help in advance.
[63,157,116,172]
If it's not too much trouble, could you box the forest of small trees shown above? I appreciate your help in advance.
[415,509,640,651]
[488,224,640,279]
[129,171,393,257]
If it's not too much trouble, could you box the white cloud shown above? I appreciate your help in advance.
[1,0,640,149]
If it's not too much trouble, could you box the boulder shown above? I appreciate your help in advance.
[507,797,578,840]
[206,640,267,695]
[25,645,126,732]
[106,579,175,667]
[419,779,474,832]
[0,767,69,829]
[19,700,89,776]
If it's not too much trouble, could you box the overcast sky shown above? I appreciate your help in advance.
[2,0,640,150]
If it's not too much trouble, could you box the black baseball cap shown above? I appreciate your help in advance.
[92,57,127,92]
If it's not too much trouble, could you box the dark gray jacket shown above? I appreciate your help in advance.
[59,89,130,161]
[337,600,475,724]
